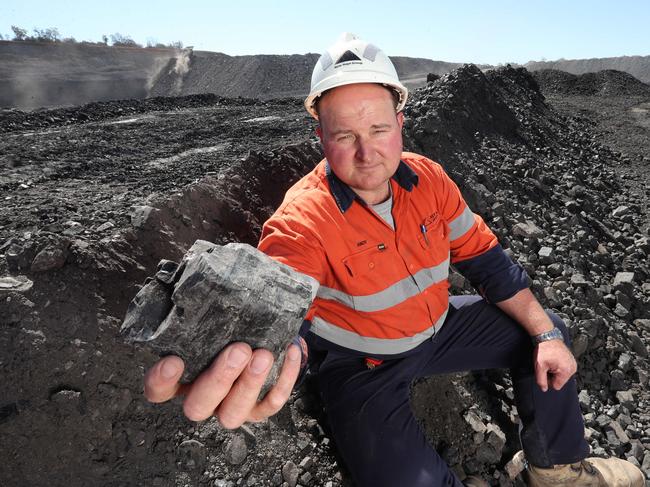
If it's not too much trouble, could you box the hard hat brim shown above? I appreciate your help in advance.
[304,76,408,120]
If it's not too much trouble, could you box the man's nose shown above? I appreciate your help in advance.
[355,138,373,162]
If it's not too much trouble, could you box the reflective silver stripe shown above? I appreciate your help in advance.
[449,206,475,241]
[317,257,449,313]
[310,307,449,355]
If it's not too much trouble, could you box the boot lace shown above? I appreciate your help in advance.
[570,460,597,476]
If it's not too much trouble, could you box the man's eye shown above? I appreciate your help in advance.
[337,135,354,142]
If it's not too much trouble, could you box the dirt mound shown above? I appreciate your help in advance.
[533,69,650,97]
[403,64,557,168]
[1,65,649,486]
[525,55,650,84]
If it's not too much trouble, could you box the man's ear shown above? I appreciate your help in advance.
[396,111,404,129]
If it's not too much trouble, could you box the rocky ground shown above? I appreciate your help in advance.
[1,65,649,487]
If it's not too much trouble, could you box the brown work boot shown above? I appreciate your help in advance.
[464,475,489,487]
[527,456,645,486]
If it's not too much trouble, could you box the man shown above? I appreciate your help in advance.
[144,34,644,487]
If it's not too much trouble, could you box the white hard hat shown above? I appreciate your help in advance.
[304,32,408,120]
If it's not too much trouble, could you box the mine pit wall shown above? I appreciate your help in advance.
[0,41,177,110]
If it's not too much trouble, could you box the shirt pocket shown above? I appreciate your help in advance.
[342,243,388,279]
[417,214,450,252]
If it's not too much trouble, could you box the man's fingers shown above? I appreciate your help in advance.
[183,343,253,422]
[550,372,568,391]
[535,362,549,392]
[549,365,574,391]
[248,344,302,423]
[215,348,274,428]
[144,355,185,403]
[548,352,576,391]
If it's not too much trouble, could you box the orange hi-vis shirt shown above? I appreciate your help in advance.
[258,152,529,356]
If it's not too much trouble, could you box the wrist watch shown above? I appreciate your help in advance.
[531,327,564,345]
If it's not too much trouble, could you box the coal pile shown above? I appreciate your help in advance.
[524,55,650,85]
[533,68,650,97]
[1,63,649,486]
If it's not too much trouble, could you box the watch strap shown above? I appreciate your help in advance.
[531,327,564,345]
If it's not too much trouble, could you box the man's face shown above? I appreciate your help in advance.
[316,83,404,205]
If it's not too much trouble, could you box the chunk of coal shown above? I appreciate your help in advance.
[121,240,318,384]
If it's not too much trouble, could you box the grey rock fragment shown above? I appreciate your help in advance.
[31,245,67,272]
[629,441,644,463]
[223,433,247,465]
[596,414,612,428]
[62,220,84,236]
[612,206,629,217]
[504,450,526,479]
[609,370,628,392]
[6,243,31,271]
[475,423,505,464]
[538,246,555,264]
[448,270,467,292]
[605,420,630,445]
[612,272,635,289]
[464,410,487,433]
[578,390,590,410]
[486,423,506,452]
[547,263,563,278]
[96,221,115,232]
[282,461,299,487]
[154,259,180,285]
[570,273,590,287]
[512,221,545,239]
[121,240,317,383]
[177,439,206,471]
[131,205,158,229]
[641,452,650,477]
[617,353,632,373]
[628,333,648,358]
[572,334,589,358]
[615,390,636,411]
[634,319,650,332]
[299,456,314,470]
[543,286,562,308]
[121,269,175,343]
[299,471,313,485]
[613,303,629,318]
[0,275,33,293]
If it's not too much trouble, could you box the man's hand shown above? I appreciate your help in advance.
[144,342,302,428]
[533,339,577,392]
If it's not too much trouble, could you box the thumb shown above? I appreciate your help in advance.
[144,355,185,403]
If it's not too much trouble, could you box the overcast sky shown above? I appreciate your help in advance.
[1,0,648,65]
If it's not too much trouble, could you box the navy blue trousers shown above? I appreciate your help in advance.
[306,295,590,487]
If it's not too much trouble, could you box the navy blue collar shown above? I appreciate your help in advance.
[325,160,419,213]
